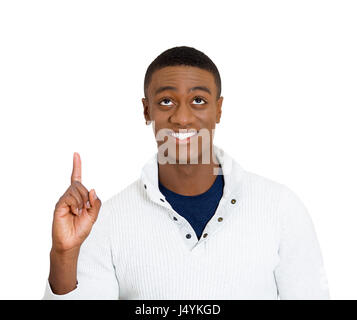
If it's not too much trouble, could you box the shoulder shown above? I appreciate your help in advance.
[101,178,144,215]
[242,171,314,237]
[240,170,307,216]
[241,170,293,199]
[246,172,312,226]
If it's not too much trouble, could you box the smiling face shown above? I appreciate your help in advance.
[142,66,223,164]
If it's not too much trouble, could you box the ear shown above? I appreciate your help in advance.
[142,97,151,124]
[215,96,223,123]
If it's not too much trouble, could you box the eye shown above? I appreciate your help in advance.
[159,98,174,106]
[192,97,206,105]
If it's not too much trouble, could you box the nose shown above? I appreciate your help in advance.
[169,102,195,127]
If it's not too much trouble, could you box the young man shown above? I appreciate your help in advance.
[44,46,330,299]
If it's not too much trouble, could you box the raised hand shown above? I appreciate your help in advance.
[51,152,102,253]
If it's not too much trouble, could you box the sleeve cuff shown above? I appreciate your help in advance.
[42,279,81,300]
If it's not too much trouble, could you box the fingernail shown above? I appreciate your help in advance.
[79,208,82,215]
[86,201,90,208]
[93,190,97,200]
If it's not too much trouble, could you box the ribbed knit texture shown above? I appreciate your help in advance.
[43,145,330,300]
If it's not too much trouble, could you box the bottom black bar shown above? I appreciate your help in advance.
[0,300,354,319]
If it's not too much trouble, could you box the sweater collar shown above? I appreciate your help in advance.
[140,144,245,207]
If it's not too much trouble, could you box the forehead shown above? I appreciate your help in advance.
[148,66,216,94]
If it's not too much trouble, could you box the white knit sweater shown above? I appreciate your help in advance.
[43,145,330,300]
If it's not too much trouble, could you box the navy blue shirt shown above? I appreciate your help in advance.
[159,173,224,240]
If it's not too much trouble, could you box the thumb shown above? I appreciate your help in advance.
[87,189,101,222]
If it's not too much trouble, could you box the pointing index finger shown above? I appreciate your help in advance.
[71,152,82,184]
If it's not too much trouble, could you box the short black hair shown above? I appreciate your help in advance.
[144,46,221,100]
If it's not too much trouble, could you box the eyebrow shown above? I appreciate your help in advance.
[154,85,212,96]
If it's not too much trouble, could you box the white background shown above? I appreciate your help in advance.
[0,0,356,299]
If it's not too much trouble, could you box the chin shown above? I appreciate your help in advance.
[176,153,199,165]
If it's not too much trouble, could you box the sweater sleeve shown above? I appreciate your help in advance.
[42,199,119,300]
[274,187,330,300]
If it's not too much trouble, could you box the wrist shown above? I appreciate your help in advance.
[49,247,79,295]
[50,246,80,260]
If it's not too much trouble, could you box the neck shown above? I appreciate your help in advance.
[158,150,220,196]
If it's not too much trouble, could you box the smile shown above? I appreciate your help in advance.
[167,130,199,144]
[169,131,197,140]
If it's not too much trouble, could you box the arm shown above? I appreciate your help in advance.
[43,152,119,300]
[48,247,80,295]
[274,188,330,300]
[43,199,119,300]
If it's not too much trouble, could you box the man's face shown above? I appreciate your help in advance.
[142,66,223,164]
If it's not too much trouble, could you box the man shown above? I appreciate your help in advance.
[44,46,330,299]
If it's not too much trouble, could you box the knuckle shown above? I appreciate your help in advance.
[75,181,88,193]
[70,182,78,189]
[77,181,85,190]
[71,180,79,187]
[68,196,77,206]
[57,195,66,205]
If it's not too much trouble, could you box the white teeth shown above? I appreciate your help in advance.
[169,131,197,140]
